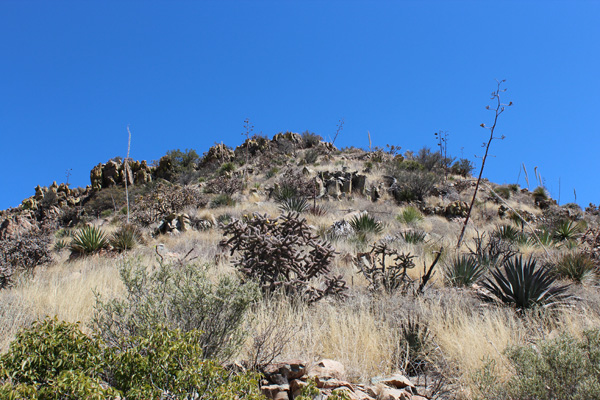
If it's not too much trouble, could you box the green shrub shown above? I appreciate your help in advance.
[303,149,319,164]
[533,186,548,201]
[554,252,598,284]
[301,131,323,148]
[479,256,573,311]
[218,162,236,175]
[266,167,280,179]
[450,158,475,177]
[396,206,424,225]
[210,193,236,208]
[443,255,485,287]
[390,170,440,203]
[105,327,263,399]
[494,224,527,244]
[70,226,108,255]
[0,318,263,399]
[475,329,600,400]
[53,239,69,252]
[93,258,258,360]
[109,224,143,252]
[493,186,511,200]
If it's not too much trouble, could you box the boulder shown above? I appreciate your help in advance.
[371,374,415,390]
[307,359,346,381]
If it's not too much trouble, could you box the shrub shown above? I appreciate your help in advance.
[450,158,475,177]
[479,256,573,311]
[529,228,557,248]
[475,329,600,400]
[494,224,527,244]
[399,229,426,244]
[93,258,258,360]
[308,204,328,216]
[109,224,143,252]
[443,255,485,287]
[54,238,69,252]
[210,193,236,208]
[273,169,316,201]
[493,186,511,200]
[69,225,108,255]
[266,167,279,178]
[218,161,236,175]
[132,182,206,225]
[301,131,323,148]
[389,170,440,203]
[221,212,347,303]
[0,318,263,399]
[354,242,416,294]
[278,197,309,213]
[396,206,424,225]
[204,175,243,195]
[0,231,52,289]
[397,317,434,375]
[533,186,548,201]
[467,232,516,269]
[554,252,598,284]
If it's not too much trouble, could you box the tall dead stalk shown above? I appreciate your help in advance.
[456,80,512,248]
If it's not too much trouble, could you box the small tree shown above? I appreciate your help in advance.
[456,80,512,248]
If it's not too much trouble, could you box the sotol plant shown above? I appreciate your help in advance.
[69,226,108,255]
[443,254,485,287]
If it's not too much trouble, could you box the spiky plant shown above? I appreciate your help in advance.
[554,252,598,284]
[495,224,527,245]
[396,206,424,225]
[399,230,426,244]
[528,228,556,248]
[479,255,573,311]
[53,239,69,252]
[443,255,485,287]
[308,204,328,217]
[110,225,143,252]
[350,213,384,239]
[70,226,108,255]
[277,197,309,213]
[553,220,584,242]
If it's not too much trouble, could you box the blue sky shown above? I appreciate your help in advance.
[1,1,598,210]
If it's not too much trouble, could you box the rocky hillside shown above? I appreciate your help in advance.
[1,131,600,399]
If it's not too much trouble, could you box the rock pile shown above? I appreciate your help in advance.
[316,171,368,200]
[260,359,429,400]
[21,181,91,211]
[90,159,153,190]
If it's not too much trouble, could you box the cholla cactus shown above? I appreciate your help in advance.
[221,212,347,303]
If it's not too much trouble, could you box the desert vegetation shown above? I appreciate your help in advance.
[1,127,600,399]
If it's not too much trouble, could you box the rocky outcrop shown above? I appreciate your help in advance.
[155,213,191,235]
[260,359,429,400]
[272,131,302,145]
[202,143,235,165]
[318,171,368,199]
[90,159,152,190]
[21,182,91,211]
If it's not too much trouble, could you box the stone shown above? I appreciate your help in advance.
[102,160,121,187]
[260,384,289,400]
[307,359,346,381]
[371,374,415,390]
[326,180,341,199]
[352,174,367,195]
[264,359,307,381]
[378,387,411,400]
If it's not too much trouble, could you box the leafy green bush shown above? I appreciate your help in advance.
[70,226,108,255]
[475,329,600,400]
[443,255,485,287]
[554,252,598,284]
[396,206,424,225]
[479,256,573,311]
[109,224,143,252]
[0,318,263,399]
[93,258,258,360]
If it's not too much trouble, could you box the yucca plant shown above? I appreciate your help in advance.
[396,206,424,225]
[479,255,573,311]
[553,220,584,242]
[277,197,309,213]
[443,254,486,287]
[495,224,527,245]
[554,252,598,284]
[53,239,69,252]
[528,228,556,248]
[350,213,384,237]
[308,204,328,216]
[110,225,143,252]
[70,226,108,255]
[399,229,426,244]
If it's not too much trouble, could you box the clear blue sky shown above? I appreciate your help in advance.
[1,1,598,210]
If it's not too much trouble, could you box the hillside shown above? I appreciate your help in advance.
[1,132,600,399]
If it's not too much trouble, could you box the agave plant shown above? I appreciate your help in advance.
[70,226,108,255]
[399,230,426,244]
[110,225,144,252]
[350,213,384,236]
[554,252,598,284]
[277,197,309,213]
[443,255,486,287]
[553,220,584,242]
[479,255,573,311]
[528,228,556,248]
